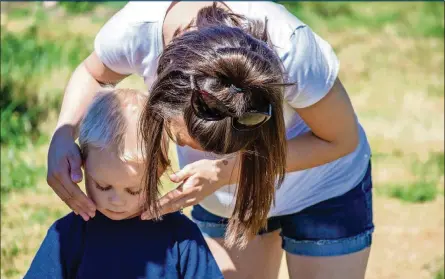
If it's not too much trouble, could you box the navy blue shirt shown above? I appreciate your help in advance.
[24,211,223,279]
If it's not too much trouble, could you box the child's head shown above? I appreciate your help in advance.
[79,88,147,220]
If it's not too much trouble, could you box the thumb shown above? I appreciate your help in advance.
[68,153,83,183]
[169,166,193,183]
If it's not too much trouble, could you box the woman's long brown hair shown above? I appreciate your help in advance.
[140,3,288,248]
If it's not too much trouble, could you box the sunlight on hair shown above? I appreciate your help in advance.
[79,88,147,164]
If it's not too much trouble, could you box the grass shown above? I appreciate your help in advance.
[280,2,444,38]
[1,147,45,198]
[383,181,438,203]
[425,256,445,279]
[1,2,444,279]
[1,9,95,149]
[376,152,444,203]
[436,267,444,279]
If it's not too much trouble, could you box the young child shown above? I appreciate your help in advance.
[24,89,223,279]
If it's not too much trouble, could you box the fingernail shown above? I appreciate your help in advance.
[72,174,82,181]
[89,212,95,218]
[170,174,177,181]
[141,214,148,220]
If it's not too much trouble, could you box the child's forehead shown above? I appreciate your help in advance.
[85,147,145,186]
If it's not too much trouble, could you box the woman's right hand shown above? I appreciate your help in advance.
[45,51,126,221]
[47,125,96,221]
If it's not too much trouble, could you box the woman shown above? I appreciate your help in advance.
[47,2,373,278]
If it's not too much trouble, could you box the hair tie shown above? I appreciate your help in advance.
[229,84,243,94]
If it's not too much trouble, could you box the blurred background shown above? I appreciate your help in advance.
[1,2,443,279]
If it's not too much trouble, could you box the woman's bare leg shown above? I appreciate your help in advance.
[286,247,371,279]
[205,230,283,279]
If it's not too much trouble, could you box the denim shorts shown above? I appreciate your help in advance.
[191,162,374,257]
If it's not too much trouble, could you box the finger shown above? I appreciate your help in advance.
[169,166,194,183]
[68,197,91,221]
[176,195,199,209]
[159,185,185,206]
[49,176,78,210]
[78,212,90,221]
[68,150,83,183]
[141,185,185,220]
[153,185,201,217]
[160,194,199,216]
[47,176,70,201]
[50,178,88,219]
[60,167,95,212]
[58,171,96,217]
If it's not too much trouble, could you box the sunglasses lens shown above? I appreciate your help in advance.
[233,104,272,131]
[236,113,268,126]
[233,114,271,130]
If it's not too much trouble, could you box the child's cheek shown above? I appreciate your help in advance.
[85,182,100,206]
[138,193,147,207]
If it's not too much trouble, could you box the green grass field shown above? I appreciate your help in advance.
[1,2,443,279]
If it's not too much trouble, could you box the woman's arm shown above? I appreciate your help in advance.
[56,52,128,137]
[47,52,128,221]
[285,77,359,172]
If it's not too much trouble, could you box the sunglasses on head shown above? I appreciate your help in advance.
[190,89,272,131]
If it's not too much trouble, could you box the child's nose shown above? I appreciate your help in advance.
[108,193,126,207]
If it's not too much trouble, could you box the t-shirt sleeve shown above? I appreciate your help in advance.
[177,219,223,279]
[94,3,151,75]
[24,213,84,279]
[282,25,340,108]
[24,223,64,279]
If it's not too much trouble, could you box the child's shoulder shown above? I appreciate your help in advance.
[48,212,86,236]
[160,212,202,239]
[162,212,198,229]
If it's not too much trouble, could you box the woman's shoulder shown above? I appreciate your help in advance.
[236,1,308,45]
[94,2,170,75]
[241,2,340,108]
[248,2,306,26]
[114,1,172,24]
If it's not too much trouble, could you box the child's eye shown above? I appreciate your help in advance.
[95,184,112,191]
[126,189,141,196]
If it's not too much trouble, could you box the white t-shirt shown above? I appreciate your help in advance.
[95,1,371,218]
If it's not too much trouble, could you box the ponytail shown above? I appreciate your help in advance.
[226,104,286,248]
[139,107,170,218]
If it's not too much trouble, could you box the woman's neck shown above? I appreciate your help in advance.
[162,1,230,46]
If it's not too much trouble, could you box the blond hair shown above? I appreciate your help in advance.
[79,88,147,162]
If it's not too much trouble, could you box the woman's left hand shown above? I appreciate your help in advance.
[141,157,238,220]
